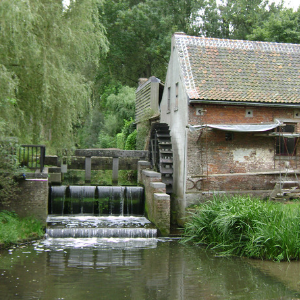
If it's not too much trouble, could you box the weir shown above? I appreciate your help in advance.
[47,185,157,238]
[6,148,170,236]
[50,185,144,216]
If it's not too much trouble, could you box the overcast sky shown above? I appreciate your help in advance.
[275,0,299,10]
[63,0,299,11]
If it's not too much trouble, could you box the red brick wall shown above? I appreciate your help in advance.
[1,179,48,224]
[186,104,300,192]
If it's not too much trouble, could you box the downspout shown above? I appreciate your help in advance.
[183,127,188,208]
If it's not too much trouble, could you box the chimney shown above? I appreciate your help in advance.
[138,78,148,86]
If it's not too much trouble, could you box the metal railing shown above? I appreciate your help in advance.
[19,145,46,172]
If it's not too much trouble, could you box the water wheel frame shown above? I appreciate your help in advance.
[148,123,173,194]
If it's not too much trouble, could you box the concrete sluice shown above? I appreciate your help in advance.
[48,186,156,238]
[50,185,144,216]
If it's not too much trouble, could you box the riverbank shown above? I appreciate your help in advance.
[183,195,300,261]
[0,210,45,249]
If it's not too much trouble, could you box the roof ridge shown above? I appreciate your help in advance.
[172,33,300,103]
[174,33,300,53]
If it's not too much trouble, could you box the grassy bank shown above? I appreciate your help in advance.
[0,211,44,248]
[183,196,300,261]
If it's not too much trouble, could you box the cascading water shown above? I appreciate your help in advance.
[50,186,67,215]
[47,185,156,238]
[69,186,96,214]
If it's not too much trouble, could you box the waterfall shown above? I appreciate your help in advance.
[50,186,67,215]
[49,186,144,216]
[47,227,157,238]
[69,186,96,214]
[47,186,155,238]
[46,216,157,238]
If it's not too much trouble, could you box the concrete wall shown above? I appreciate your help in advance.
[138,161,170,236]
[1,173,48,225]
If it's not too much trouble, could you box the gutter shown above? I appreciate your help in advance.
[189,99,300,108]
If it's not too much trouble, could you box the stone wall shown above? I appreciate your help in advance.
[0,173,48,225]
[138,161,170,236]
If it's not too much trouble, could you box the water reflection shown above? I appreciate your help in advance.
[0,239,299,300]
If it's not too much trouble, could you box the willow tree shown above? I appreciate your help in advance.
[0,0,108,149]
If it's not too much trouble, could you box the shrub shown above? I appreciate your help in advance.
[125,129,137,150]
[183,195,300,261]
[0,211,44,247]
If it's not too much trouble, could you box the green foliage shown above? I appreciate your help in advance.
[249,8,300,43]
[97,86,135,149]
[106,86,136,120]
[0,66,20,137]
[0,138,19,204]
[115,118,136,149]
[0,0,108,148]
[116,132,125,149]
[136,108,155,150]
[1,0,297,154]
[193,0,286,40]
[98,0,205,87]
[77,105,105,148]
[98,133,117,149]
[0,211,44,247]
[136,124,149,150]
[62,170,137,186]
[183,195,300,261]
[125,129,137,150]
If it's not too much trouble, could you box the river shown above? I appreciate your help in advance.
[1,238,300,300]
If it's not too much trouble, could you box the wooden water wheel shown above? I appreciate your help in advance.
[148,123,173,194]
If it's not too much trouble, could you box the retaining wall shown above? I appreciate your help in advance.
[138,161,170,236]
[0,172,48,225]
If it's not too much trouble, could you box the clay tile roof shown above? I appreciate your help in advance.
[174,33,300,104]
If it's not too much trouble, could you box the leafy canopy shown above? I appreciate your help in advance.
[0,0,108,148]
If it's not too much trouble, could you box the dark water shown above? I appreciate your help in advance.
[1,239,300,300]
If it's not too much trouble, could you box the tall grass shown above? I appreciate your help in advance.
[0,211,44,247]
[183,196,300,261]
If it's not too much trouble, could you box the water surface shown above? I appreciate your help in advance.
[1,239,300,300]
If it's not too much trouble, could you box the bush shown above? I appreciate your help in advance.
[0,210,44,247]
[116,132,125,149]
[125,129,137,150]
[183,195,300,261]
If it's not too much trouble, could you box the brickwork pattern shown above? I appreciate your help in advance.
[1,179,48,224]
[137,162,170,236]
[187,104,300,192]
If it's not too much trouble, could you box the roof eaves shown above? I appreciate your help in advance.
[189,99,300,108]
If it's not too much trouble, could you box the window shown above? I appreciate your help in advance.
[225,132,233,141]
[167,87,171,113]
[174,82,178,111]
[276,124,297,156]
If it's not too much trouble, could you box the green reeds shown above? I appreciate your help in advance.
[183,195,300,261]
[0,211,44,247]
